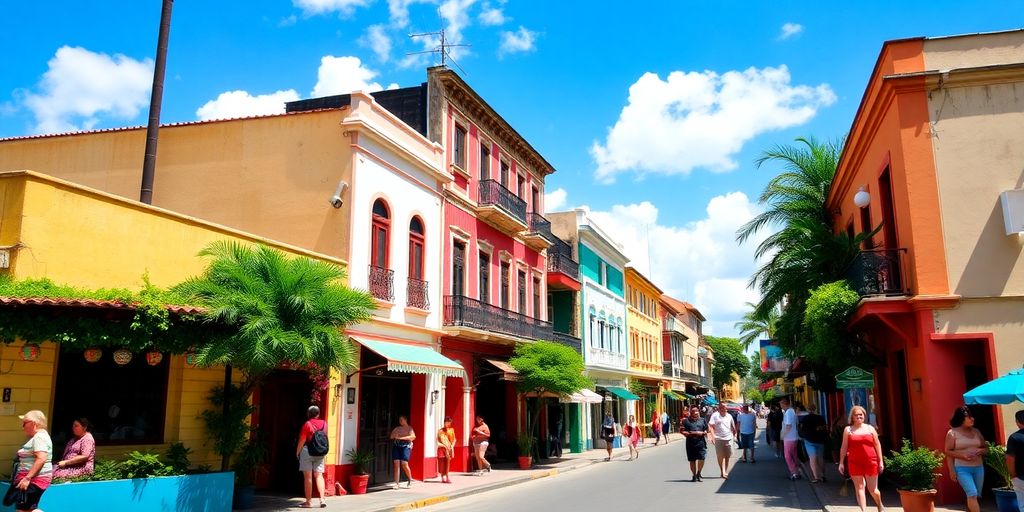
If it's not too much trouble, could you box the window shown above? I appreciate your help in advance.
[500,160,510,188]
[452,240,466,296]
[371,199,390,268]
[860,205,873,249]
[500,262,510,309]
[598,261,607,286]
[547,292,554,326]
[408,217,425,280]
[533,277,541,319]
[480,143,490,180]
[454,124,467,169]
[517,174,526,199]
[531,187,539,214]
[52,347,170,445]
[517,269,527,314]
[479,252,490,303]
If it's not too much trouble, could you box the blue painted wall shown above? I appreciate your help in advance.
[577,243,624,297]
[0,472,233,512]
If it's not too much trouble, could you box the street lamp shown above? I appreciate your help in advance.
[854,186,871,208]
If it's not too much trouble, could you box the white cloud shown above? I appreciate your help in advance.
[311,56,390,97]
[479,3,506,25]
[293,0,371,16]
[779,22,804,40]
[195,90,300,121]
[387,0,432,28]
[568,190,766,338]
[360,24,393,62]
[544,187,568,211]
[498,26,537,57]
[279,15,298,27]
[21,46,152,134]
[590,65,836,183]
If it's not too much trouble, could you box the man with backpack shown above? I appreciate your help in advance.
[296,405,329,509]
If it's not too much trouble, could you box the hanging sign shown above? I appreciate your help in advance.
[836,366,875,389]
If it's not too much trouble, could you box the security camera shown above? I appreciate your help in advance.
[328,180,348,209]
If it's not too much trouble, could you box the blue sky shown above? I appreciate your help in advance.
[1,1,1021,337]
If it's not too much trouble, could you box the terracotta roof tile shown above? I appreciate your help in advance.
[0,296,205,315]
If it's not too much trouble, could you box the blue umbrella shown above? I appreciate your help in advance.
[963,368,1024,405]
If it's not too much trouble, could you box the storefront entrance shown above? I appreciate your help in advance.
[358,369,412,486]
[258,369,314,492]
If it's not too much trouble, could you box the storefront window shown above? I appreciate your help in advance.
[51,347,170,446]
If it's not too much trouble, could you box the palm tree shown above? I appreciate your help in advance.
[734,302,779,350]
[174,241,376,393]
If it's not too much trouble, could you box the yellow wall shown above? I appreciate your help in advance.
[0,171,347,466]
[625,268,663,377]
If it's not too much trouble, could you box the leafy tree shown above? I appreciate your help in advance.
[803,280,872,372]
[174,241,376,393]
[734,302,779,350]
[746,389,764,404]
[509,341,591,450]
[704,335,750,391]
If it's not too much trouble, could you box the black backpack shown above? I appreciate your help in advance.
[307,421,329,456]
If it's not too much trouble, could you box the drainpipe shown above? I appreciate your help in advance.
[139,0,173,205]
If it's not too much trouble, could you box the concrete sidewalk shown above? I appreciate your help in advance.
[248,433,684,511]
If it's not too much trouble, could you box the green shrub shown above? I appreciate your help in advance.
[884,439,944,491]
[164,442,192,474]
[118,451,176,479]
[983,442,1014,489]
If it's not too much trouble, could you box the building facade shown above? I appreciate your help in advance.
[625,267,664,425]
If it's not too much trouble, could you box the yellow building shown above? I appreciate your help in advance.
[0,170,345,468]
[720,373,743,403]
[625,267,664,423]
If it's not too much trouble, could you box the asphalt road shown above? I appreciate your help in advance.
[426,427,822,512]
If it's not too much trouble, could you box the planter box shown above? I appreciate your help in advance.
[1,471,233,512]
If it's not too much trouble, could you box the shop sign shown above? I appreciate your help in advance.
[836,366,874,389]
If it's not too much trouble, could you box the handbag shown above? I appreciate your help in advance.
[3,484,27,508]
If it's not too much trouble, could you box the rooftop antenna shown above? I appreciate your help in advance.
[407,28,470,75]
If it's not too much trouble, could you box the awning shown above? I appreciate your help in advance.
[602,386,641,401]
[481,358,520,381]
[662,390,686,401]
[561,389,604,404]
[353,337,465,379]
[704,396,719,405]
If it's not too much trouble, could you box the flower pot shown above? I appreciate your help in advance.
[897,489,937,512]
[993,488,1020,512]
[518,456,532,469]
[233,484,256,510]
[349,474,370,495]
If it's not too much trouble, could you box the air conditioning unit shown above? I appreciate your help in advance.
[1000,190,1024,235]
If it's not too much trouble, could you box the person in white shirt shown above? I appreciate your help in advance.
[708,403,738,479]
[660,411,671,444]
[737,404,758,463]
[781,398,802,480]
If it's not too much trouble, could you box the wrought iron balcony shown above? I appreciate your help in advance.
[551,331,582,353]
[699,375,712,387]
[478,179,527,229]
[547,238,579,281]
[406,277,429,310]
[845,248,908,297]
[527,212,555,240]
[368,265,394,302]
[662,362,679,379]
[443,294,552,341]
[680,371,700,383]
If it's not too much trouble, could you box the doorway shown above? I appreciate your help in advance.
[257,369,314,492]
[358,349,412,486]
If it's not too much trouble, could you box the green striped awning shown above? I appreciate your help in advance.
[603,386,641,400]
[353,337,465,379]
[662,390,682,401]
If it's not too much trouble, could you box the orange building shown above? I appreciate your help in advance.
[828,29,1024,503]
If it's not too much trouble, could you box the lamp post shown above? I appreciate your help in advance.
[139,0,174,205]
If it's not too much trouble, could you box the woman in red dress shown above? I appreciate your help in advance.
[838,406,885,512]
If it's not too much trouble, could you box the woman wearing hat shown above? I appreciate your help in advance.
[13,410,53,511]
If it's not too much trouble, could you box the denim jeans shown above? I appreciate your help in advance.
[954,464,985,498]
[1012,477,1024,512]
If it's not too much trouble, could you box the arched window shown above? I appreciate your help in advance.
[371,199,390,268]
[408,216,425,280]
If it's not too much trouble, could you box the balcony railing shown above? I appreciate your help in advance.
[406,277,429,310]
[551,331,582,352]
[845,248,908,296]
[680,371,700,383]
[478,179,527,224]
[368,265,394,302]
[547,238,580,280]
[527,212,555,241]
[443,295,552,341]
[662,362,678,379]
[699,375,712,387]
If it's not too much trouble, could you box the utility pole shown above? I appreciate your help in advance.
[139,0,174,205]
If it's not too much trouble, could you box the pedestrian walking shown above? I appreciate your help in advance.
[470,416,492,473]
[624,414,640,460]
[801,404,828,483]
[709,403,737,479]
[10,410,52,512]
[1005,409,1024,511]
[652,412,663,446]
[600,412,615,461]
[781,398,802,480]
[838,405,884,512]
[295,405,327,508]
[436,416,455,484]
[390,416,416,488]
[661,410,671,444]
[737,404,758,463]
[681,406,710,482]
[767,404,783,458]
[945,406,988,512]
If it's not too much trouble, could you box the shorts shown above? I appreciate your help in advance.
[473,440,489,450]
[392,442,412,462]
[714,439,734,458]
[804,441,825,459]
[954,465,985,498]
[298,446,325,473]
[685,443,707,461]
[739,433,755,449]
[7,482,45,511]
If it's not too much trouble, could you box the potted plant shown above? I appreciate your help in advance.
[517,432,536,469]
[345,447,375,494]
[232,439,267,510]
[884,439,945,512]
[984,442,1021,512]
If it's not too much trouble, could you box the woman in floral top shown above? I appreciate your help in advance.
[14,410,52,512]
[53,418,95,479]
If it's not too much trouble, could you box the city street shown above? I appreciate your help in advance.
[426,435,820,512]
